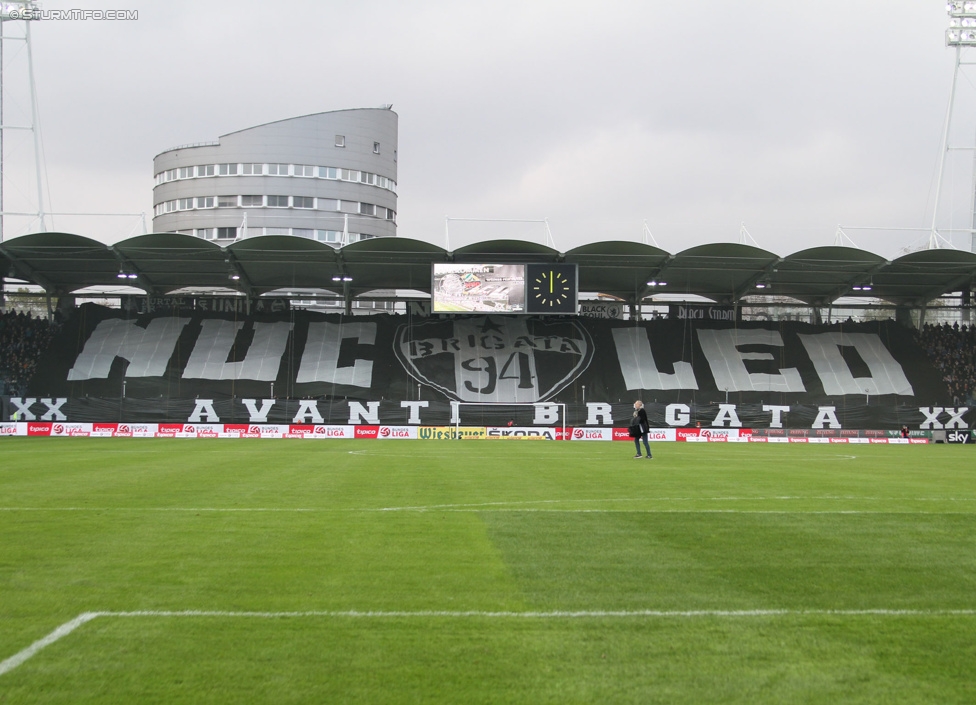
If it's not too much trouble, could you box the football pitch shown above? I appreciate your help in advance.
[1,439,974,703]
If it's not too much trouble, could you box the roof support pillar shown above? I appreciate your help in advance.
[628,300,640,321]
[56,294,75,315]
[897,304,918,329]
[344,282,352,316]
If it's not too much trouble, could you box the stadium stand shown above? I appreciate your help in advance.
[916,322,976,406]
[0,309,59,396]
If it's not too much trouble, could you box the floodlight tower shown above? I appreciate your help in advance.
[0,1,45,243]
[937,1,976,251]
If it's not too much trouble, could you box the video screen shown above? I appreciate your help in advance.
[432,264,526,313]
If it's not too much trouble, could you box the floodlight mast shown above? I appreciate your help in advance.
[937,1,976,252]
[0,1,44,243]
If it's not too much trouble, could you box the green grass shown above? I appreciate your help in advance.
[1,439,975,703]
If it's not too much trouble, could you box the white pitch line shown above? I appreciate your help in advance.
[371,496,976,511]
[3,607,975,678]
[440,509,976,514]
[101,608,976,618]
[0,507,321,512]
[0,612,100,677]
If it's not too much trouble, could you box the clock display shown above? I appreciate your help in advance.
[525,264,578,314]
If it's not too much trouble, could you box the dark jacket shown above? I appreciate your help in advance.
[634,407,649,433]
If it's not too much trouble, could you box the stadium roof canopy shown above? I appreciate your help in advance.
[2,232,976,307]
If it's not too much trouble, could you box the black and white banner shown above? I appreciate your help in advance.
[7,303,964,429]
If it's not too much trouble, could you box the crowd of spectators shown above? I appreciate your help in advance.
[916,321,976,406]
[0,309,59,396]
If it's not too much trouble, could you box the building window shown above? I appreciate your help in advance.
[373,142,380,154]
[178,198,194,210]
[386,209,396,220]
[165,169,176,181]
[241,195,263,207]
[293,228,314,239]
[267,195,289,208]
[335,135,345,147]
[197,228,215,240]
[317,198,338,211]
[196,196,215,209]
[164,200,177,212]
[216,227,237,239]
[360,203,375,216]
[217,195,238,208]
[266,227,289,236]
[316,230,341,243]
[182,163,396,193]
[293,196,314,209]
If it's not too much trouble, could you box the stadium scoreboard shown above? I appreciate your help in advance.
[432,263,578,314]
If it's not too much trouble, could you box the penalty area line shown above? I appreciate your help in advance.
[3,608,976,677]
[0,612,100,677]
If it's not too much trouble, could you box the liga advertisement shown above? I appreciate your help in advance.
[0,422,935,443]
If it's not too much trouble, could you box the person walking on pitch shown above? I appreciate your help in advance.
[630,400,652,459]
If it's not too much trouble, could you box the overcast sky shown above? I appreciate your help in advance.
[2,0,974,258]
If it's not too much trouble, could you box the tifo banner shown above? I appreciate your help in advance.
[5,303,967,429]
[578,302,623,319]
[668,304,739,322]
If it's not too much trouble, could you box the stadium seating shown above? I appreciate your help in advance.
[916,322,976,406]
[0,309,59,396]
